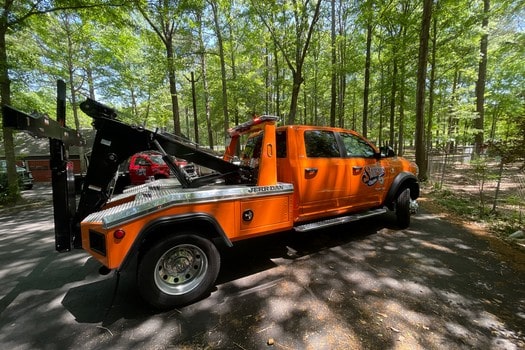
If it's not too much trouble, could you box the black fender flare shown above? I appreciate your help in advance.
[118,213,232,271]
[384,172,420,210]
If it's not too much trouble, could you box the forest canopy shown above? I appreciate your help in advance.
[1,0,524,186]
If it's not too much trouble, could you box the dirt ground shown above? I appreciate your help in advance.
[424,159,525,275]
[419,195,525,271]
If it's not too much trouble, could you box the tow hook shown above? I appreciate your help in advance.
[410,199,419,214]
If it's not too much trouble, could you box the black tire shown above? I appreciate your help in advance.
[137,234,220,309]
[395,188,411,229]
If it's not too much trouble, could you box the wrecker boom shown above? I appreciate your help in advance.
[2,80,262,252]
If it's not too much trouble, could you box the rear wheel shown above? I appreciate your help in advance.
[395,188,411,229]
[137,234,220,309]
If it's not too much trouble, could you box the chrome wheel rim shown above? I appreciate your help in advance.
[154,244,208,295]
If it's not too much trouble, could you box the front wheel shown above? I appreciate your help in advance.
[395,188,411,229]
[137,234,220,309]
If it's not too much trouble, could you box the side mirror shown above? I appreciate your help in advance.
[380,146,395,158]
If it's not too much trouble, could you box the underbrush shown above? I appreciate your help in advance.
[0,173,22,205]
[426,187,524,239]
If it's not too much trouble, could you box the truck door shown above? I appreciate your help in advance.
[298,129,346,218]
[340,132,385,209]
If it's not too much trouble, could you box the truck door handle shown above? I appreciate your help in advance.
[352,166,363,175]
[305,168,318,176]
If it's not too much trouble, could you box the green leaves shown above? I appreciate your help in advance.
[1,0,523,149]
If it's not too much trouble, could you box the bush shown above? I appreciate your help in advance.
[0,172,21,205]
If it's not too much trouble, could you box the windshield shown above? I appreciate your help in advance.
[149,154,165,165]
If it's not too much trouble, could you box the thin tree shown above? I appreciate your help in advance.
[136,1,183,135]
[254,0,322,124]
[209,1,229,140]
[329,0,337,127]
[415,0,433,181]
[474,0,490,156]
[426,8,438,153]
[362,22,372,138]
[195,11,214,150]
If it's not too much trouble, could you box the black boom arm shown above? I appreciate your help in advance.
[2,81,245,252]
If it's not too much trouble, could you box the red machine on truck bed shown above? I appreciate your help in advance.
[3,81,419,309]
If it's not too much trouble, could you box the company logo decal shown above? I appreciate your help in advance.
[247,185,285,193]
[362,166,385,186]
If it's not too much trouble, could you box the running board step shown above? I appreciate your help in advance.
[294,208,388,233]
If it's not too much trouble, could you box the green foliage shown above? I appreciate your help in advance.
[430,188,480,218]
[0,173,22,205]
[0,0,522,150]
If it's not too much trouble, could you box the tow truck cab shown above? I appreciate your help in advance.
[238,125,419,225]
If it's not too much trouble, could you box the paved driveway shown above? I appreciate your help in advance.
[0,184,524,349]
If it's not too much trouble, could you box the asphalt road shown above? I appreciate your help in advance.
[0,184,524,349]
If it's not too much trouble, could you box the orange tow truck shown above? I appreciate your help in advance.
[3,81,419,309]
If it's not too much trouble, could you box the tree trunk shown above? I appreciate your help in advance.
[211,2,229,143]
[426,14,438,154]
[415,0,433,181]
[227,12,239,135]
[362,23,372,138]
[313,38,320,125]
[273,45,280,117]
[0,19,19,200]
[389,60,397,149]
[398,66,406,156]
[338,37,346,128]
[287,69,303,125]
[329,0,336,127]
[474,0,490,156]
[378,66,384,147]
[197,17,213,150]
[188,71,199,144]
[265,45,270,114]
[336,0,347,128]
[447,68,459,152]
[201,57,213,150]
[166,42,181,135]
[351,85,356,130]
[86,66,96,99]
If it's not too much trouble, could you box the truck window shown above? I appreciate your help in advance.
[340,132,375,158]
[304,130,341,157]
[242,133,263,168]
[276,130,287,158]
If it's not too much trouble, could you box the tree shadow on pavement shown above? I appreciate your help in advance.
[60,216,388,327]
[4,202,524,349]
[96,211,523,350]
